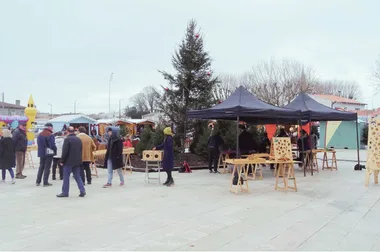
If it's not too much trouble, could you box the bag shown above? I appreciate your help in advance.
[233,173,244,186]
[354,164,365,171]
[45,136,55,157]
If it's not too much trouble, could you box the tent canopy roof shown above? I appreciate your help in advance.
[284,92,357,121]
[187,86,300,122]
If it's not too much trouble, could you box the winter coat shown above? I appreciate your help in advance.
[77,133,96,162]
[0,137,16,170]
[12,127,27,152]
[104,127,124,170]
[207,134,224,152]
[37,129,57,158]
[61,133,83,167]
[155,135,174,171]
[54,136,65,158]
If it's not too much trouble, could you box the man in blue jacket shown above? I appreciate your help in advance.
[36,123,57,186]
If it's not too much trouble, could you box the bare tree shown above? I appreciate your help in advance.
[373,56,380,92]
[131,86,160,113]
[314,80,361,99]
[246,59,317,106]
[213,73,247,101]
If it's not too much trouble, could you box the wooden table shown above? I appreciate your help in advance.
[93,147,134,176]
[266,160,298,192]
[322,149,338,171]
[225,158,258,194]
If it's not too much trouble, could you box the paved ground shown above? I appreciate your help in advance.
[1,149,379,251]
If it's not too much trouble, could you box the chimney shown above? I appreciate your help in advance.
[15,100,20,106]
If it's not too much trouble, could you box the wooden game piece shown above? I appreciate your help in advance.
[365,118,380,186]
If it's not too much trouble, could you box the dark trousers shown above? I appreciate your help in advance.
[62,165,85,196]
[52,158,63,179]
[208,148,219,172]
[36,156,53,185]
[80,161,92,184]
[166,170,173,181]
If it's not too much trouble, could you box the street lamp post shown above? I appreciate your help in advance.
[109,72,114,115]
[119,99,124,119]
[74,100,78,113]
[48,103,52,119]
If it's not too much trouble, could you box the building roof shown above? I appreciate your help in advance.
[313,94,366,105]
[349,108,380,117]
[0,101,25,109]
[48,114,96,123]
[97,118,155,124]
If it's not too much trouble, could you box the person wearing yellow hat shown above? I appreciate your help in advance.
[153,127,174,186]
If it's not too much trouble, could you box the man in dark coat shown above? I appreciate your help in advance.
[57,126,85,198]
[103,127,124,188]
[36,123,57,186]
[207,124,224,174]
[12,122,28,179]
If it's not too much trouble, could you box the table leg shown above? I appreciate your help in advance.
[229,164,237,192]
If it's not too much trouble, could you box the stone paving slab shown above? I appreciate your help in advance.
[1,150,380,251]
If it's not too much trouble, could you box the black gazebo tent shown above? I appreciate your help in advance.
[284,92,360,175]
[187,86,301,156]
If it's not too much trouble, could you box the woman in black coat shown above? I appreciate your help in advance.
[103,127,124,188]
[0,129,16,183]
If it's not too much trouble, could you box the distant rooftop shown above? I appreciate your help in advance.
[313,94,366,105]
[0,101,25,109]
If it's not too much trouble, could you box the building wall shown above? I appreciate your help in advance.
[0,107,24,116]
[319,121,364,149]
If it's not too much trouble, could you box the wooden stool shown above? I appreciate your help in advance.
[312,151,319,172]
[322,151,338,171]
[218,153,230,173]
[90,163,98,177]
[275,163,297,192]
[26,150,34,169]
[229,164,249,194]
[123,153,133,175]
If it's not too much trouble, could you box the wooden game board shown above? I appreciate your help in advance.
[365,118,380,186]
[271,137,292,161]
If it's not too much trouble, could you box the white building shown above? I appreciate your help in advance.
[0,100,25,116]
[310,94,366,111]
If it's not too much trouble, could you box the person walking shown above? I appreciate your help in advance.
[12,122,28,179]
[153,127,174,186]
[52,132,65,180]
[77,126,96,185]
[36,123,57,187]
[57,126,86,198]
[0,129,16,184]
[103,127,124,188]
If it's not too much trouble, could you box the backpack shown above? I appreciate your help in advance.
[179,161,192,173]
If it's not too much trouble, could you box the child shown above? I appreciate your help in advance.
[0,129,16,184]
[123,135,133,148]
[52,131,65,180]
[153,127,174,186]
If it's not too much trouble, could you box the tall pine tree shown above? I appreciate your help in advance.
[159,19,218,149]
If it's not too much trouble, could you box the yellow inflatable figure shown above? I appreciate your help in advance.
[0,122,6,129]
[24,94,37,141]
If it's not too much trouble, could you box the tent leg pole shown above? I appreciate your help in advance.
[236,116,240,157]
[299,119,305,177]
[355,117,360,167]
[309,115,313,176]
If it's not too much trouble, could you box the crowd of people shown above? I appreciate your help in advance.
[0,122,175,197]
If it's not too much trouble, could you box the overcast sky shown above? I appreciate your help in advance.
[1,0,379,114]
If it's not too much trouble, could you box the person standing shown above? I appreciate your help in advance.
[36,123,57,187]
[57,126,86,198]
[0,129,16,184]
[153,127,174,186]
[103,127,124,188]
[77,126,96,185]
[52,132,65,180]
[12,122,28,179]
[207,124,224,174]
